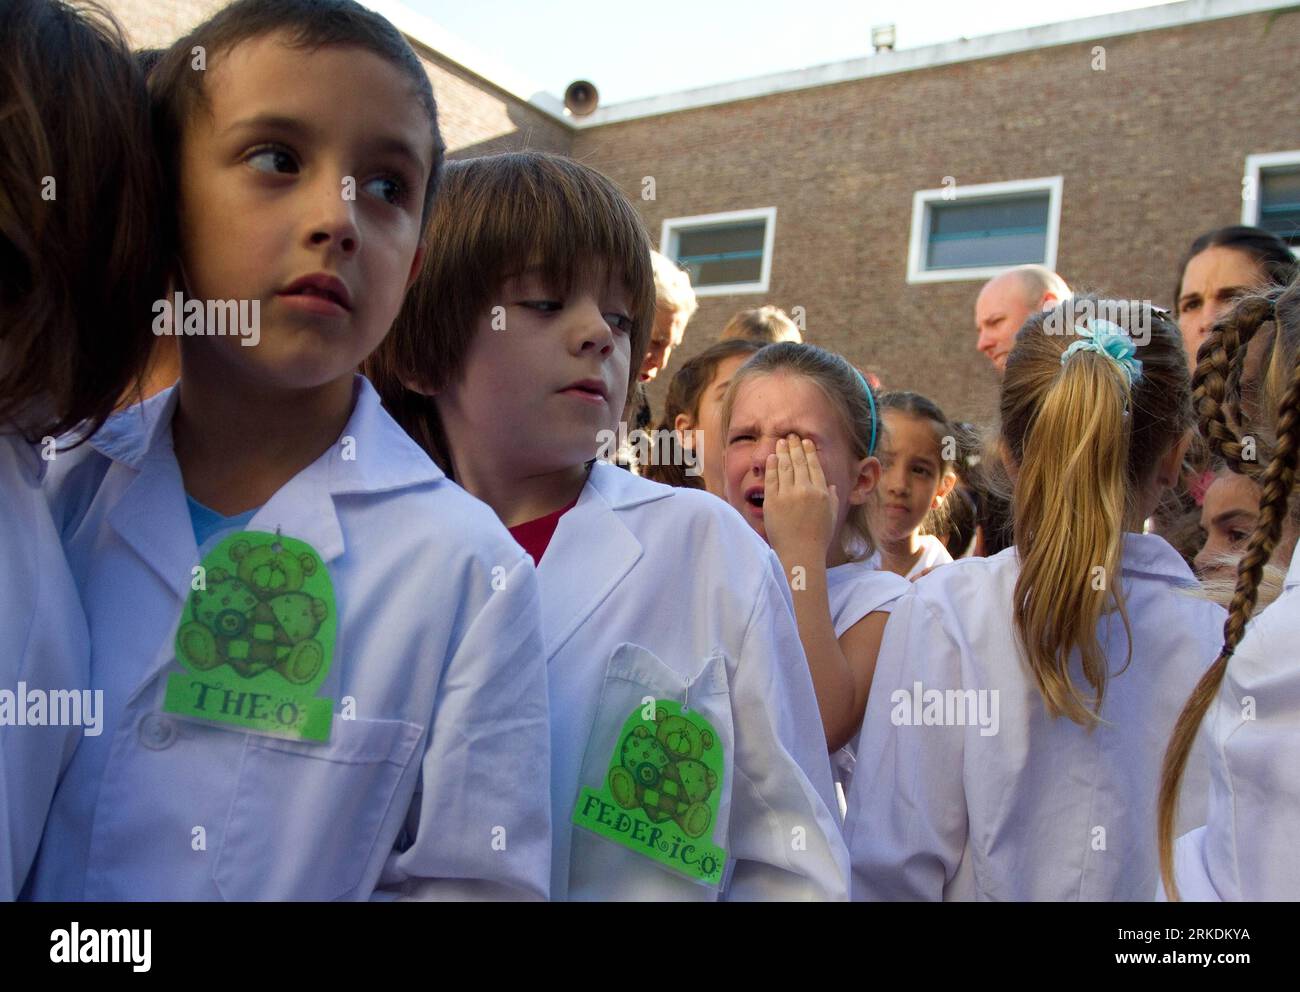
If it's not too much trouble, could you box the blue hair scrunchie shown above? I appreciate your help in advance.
[1060,318,1143,385]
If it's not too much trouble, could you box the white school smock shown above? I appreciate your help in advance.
[26,376,552,901]
[867,534,953,580]
[844,533,1225,901]
[1163,550,1300,901]
[543,461,849,901]
[826,560,912,817]
[0,433,88,899]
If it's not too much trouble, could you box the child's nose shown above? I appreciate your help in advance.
[308,178,360,254]
[571,298,615,353]
[752,436,777,471]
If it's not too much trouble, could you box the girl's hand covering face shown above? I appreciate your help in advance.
[763,435,838,559]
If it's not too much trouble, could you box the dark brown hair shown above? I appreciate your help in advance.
[643,338,765,488]
[0,0,164,441]
[367,152,656,477]
[1159,277,1300,898]
[148,0,443,244]
[879,391,955,471]
[1002,298,1192,726]
[1174,225,1298,318]
[878,390,957,538]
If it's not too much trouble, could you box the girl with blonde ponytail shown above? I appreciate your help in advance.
[844,299,1226,900]
[1159,276,1300,900]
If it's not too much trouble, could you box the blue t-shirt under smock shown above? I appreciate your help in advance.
[186,495,260,550]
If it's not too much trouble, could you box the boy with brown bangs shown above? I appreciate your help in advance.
[370,152,850,901]
[29,0,552,901]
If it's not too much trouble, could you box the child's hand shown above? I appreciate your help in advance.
[764,435,837,562]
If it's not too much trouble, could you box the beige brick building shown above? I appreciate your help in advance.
[104,0,1300,424]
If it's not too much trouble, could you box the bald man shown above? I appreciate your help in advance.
[974,265,1071,371]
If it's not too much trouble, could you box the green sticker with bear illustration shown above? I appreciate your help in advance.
[163,531,335,742]
[573,700,726,886]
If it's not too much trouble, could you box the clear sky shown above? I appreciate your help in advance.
[406,0,1178,105]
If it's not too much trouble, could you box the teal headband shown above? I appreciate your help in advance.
[853,368,878,456]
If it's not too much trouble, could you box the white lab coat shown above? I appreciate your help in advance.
[867,534,953,580]
[0,433,88,899]
[845,533,1224,901]
[26,376,552,901]
[827,560,912,639]
[543,462,849,900]
[1163,550,1300,900]
[826,560,912,816]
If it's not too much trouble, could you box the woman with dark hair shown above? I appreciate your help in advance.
[1174,225,1297,372]
[1154,226,1299,568]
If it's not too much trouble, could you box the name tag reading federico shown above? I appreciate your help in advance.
[573,700,727,886]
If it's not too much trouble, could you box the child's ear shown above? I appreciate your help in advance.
[404,243,425,293]
[673,412,695,442]
[932,470,958,509]
[1156,429,1193,492]
[848,455,882,505]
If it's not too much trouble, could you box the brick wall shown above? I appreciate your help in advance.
[102,0,224,49]
[572,10,1300,423]
[405,43,571,158]
[100,2,1300,425]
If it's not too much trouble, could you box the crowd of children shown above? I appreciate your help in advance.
[2,0,1298,901]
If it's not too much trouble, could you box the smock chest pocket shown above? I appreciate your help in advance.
[214,716,424,901]
[569,643,734,890]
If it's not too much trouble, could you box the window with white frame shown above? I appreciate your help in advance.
[660,207,776,296]
[1243,151,1300,247]
[907,177,1063,283]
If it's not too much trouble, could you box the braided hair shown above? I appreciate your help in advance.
[1159,277,1300,899]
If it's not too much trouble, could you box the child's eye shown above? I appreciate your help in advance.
[605,312,634,334]
[728,434,755,445]
[244,145,298,175]
[362,175,409,206]
[522,300,562,313]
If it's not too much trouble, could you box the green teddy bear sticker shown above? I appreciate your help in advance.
[607,710,718,839]
[164,531,336,742]
[176,539,328,685]
[574,700,726,886]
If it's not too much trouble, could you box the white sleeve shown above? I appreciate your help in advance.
[843,590,967,901]
[376,554,551,901]
[724,551,850,901]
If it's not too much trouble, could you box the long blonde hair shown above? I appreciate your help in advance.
[1000,299,1192,726]
[1158,277,1300,899]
